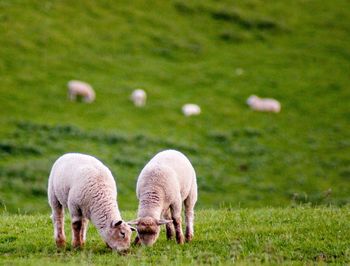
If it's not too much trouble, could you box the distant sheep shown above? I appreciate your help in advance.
[235,68,244,76]
[48,153,135,252]
[131,89,147,107]
[128,149,197,246]
[67,80,95,103]
[182,103,201,116]
[246,95,281,113]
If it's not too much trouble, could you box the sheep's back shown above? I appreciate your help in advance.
[49,153,116,209]
[137,150,195,201]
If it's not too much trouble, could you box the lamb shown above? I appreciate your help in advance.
[47,153,135,252]
[67,80,95,103]
[246,95,281,113]
[128,149,197,246]
[182,103,201,116]
[130,89,147,107]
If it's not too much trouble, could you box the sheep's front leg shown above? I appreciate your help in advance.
[170,203,184,244]
[69,203,84,248]
[79,218,89,246]
[163,208,175,240]
[133,235,141,245]
[72,218,83,248]
[51,203,66,248]
[68,91,76,101]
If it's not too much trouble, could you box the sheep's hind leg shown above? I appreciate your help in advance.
[184,194,196,242]
[51,200,66,248]
[164,208,175,240]
[170,202,185,244]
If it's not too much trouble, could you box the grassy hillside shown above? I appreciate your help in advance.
[0,0,350,213]
[1,207,349,265]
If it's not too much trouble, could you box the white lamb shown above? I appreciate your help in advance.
[128,149,197,246]
[67,80,95,103]
[130,89,147,107]
[246,95,281,113]
[182,103,201,116]
[48,153,135,252]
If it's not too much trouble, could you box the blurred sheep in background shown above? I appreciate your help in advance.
[182,104,201,116]
[246,95,281,113]
[235,68,244,76]
[131,89,147,107]
[67,80,95,103]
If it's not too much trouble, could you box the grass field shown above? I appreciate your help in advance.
[0,0,349,264]
[0,0,349,213]
[1,207,349,265]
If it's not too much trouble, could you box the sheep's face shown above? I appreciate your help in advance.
[128,217,172,246]
[247,95,259,106]
[105,220,135,252]
[136,217,160,246]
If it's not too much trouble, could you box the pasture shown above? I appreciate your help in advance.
[1,207,350,264]
[0,0,349,264]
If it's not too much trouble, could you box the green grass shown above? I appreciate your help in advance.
[0,0,349,263]
[0,0,349,213]
[1,207,349,265]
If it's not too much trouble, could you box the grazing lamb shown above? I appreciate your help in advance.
[67,80,95,103]
[182,103,201,116]
[48,153,135,252]
[128,149,197,246]
[131,89,147,107]
[246,95,281,113]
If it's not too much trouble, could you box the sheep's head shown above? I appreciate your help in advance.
[128,217,172,246]
[247,95,259,106]
[105,220,136,252]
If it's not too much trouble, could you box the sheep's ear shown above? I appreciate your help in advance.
[157,219,172,225]
[111,220,123,228]
[127,219,139,226]
[129,225,137,232]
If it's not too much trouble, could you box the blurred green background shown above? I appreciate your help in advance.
[0,0,349,213]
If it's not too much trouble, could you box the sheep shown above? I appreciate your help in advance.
[128,149,197,246]
[182,103,201,116]
[47,153,135,252]
[235,68,244,76]
[246,95,281,113]
[67,80,95,103]
[130,89,147,107]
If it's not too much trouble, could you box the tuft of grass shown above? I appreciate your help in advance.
[0,142,42,157]
[0,207,349,265]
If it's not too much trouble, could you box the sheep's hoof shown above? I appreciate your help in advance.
[166,230,175,240]
[72,240,83,248]
[55,238,66,248]
[185,234,193,242]
[176,235,185,245]
[133,236,141,246]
